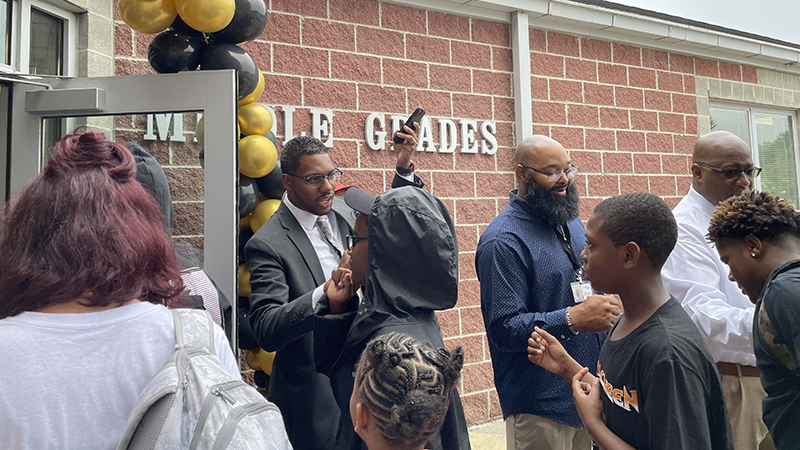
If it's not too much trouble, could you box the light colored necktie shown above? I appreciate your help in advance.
[316,216,344,258]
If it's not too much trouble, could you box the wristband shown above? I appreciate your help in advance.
[565,306,578,335]
[396,161,414,176]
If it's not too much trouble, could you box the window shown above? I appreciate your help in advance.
[0,0,76,75]
[710,103,800,208]
[0,0,10,66]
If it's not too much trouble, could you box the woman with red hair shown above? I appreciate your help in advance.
[0,130,240,449]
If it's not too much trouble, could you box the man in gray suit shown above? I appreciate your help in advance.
[245,133,423,449]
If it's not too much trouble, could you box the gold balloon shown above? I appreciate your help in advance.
[245,348,261,370]
[196,116,205,148]
[238,70,265,106]
[239,135,277,178]
[119,0,177,34]
[238,263,251,297]
[238,104,273,137]
[250,199,281,233]
[239,214,251,232]
[175,0,235,33]
[258,350,276,376]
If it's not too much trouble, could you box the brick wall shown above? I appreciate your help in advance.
[112,0,768,426]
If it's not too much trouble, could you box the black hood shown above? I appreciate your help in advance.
[352,186,459,315]
[126,142,173,235]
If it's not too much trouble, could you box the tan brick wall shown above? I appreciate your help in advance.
[113,0,776,426]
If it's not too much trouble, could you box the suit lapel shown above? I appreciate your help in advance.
[275,203,326,286]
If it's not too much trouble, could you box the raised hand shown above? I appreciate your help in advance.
[527,326,578,379]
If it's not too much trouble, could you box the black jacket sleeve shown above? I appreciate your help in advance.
[391,171,424,189]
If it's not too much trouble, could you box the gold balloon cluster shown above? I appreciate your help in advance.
[119,0,236,35]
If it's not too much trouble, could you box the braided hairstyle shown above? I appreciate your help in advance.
[353,332,464,448]
[707,191,800,244]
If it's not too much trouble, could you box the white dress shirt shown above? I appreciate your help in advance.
[662,186,756,366]
[283,193,346,306]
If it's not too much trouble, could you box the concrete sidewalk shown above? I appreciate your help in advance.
[468,420,505,450]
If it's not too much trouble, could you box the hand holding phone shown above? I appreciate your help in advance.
[393,107,426,144]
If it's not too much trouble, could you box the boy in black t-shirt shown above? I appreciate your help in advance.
[528,192,731,450]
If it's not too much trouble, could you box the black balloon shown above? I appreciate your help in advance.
[255,161,285,200]
[170,14,197,34]
[253,368,269,388]
[265,131,277,148]
[239,174,260,218]
[201,43,259,101]
[238,227,254,264]
[237,304,261,350]
[148,30,205,74]
[213,0,268,44]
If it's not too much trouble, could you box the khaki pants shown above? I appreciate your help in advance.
[721,373,775,450]
[506,414,592,450]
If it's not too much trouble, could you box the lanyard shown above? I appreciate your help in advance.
[554,223,583,281]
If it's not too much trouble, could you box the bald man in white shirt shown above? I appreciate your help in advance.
[662,131,774,450]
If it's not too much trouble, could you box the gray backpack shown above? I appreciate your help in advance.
[117,309,292,450]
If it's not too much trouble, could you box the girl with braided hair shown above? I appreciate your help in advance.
[350,332,464,450]
[707,190,800,450]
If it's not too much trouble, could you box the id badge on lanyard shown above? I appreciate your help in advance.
[556,223,593,303]
[570,272,593,303]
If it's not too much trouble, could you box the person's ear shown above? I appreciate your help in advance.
[622,241,641,269]
[354,402,370,434]
[514,164,526,186]
[745,235,762,258]
[691,163,703,181]
[281,173,293,191]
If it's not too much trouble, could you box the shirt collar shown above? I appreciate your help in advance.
[282,191,320,232]
[686,186,718,220]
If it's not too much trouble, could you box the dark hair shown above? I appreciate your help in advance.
[0,130,184,319]
[592,192,677,269]
[707,191,800,244]
[279,135,329,175]
[353,332,463,448]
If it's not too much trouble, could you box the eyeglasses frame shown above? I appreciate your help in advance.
[693,162,762,180]
[518,163,579,183]
[346,235,368,251]
[284,168,343,188]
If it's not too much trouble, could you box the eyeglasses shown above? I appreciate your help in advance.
[693,163,762,180]
[519,163,579,183]
[284,168,343,188]
[346,235,368,250]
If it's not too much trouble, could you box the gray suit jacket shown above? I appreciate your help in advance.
[245,196,355,450]
[245,174,422,450]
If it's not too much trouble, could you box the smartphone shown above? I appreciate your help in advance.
[393,107,426,144]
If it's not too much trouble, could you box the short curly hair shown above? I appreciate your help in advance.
[592,192,678,269]
[353,332,463,448]
[707,191,800,244]
[279,135,328,175]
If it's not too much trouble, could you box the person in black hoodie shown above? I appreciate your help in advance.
[315,186,471,450]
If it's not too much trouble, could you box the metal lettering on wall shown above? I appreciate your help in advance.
[144,108,498,156]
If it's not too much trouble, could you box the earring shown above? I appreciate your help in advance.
[751,252,757,258]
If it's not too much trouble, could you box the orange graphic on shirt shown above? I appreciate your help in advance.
[597,362,639,413]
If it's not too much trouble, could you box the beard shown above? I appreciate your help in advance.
[523,173,580,225]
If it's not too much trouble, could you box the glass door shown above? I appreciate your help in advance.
[6,70,239,349]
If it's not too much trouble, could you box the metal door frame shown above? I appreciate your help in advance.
[7,70,239,347]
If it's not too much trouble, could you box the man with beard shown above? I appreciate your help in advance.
[661,131,774,450]
[476,135,622,450]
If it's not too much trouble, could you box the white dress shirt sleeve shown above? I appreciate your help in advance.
[662,222,756,366]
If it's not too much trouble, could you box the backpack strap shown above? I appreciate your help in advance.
[171,308,216,354]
